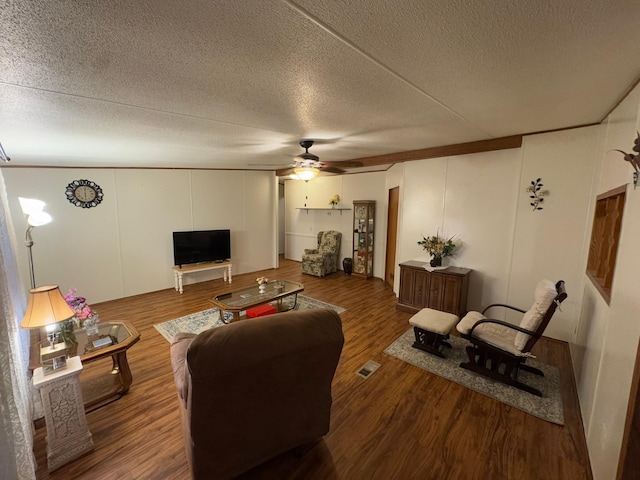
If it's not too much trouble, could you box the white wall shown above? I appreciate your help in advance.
[394,150,520,312]
[572,83,640,480]
[278,183,285,255]
[3,168,276,302]
[391,133,599,322]
[284,172,387,278]
[508,127,602,340]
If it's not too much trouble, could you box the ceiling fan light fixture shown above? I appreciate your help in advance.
[293,166,319,181]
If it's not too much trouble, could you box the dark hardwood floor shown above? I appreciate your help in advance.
[33,258,592,479]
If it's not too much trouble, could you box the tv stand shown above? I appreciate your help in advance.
[172,261,232,294]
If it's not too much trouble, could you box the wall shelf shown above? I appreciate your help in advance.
[296,207,351,215]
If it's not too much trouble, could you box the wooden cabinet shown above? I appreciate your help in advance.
[352,200,375,278]
[397,261,471,317]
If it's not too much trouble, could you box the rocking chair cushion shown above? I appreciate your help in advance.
[456,312,521,356]
[409,308,459,335]
[514,279,557,350]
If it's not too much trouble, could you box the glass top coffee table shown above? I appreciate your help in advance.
[211,280,304,323]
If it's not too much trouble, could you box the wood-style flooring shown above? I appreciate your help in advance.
[33,258,592,479]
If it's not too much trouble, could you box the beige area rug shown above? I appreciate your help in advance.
[384,328,564,425]
[154,294,346,342]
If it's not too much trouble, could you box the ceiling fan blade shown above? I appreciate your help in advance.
[276,167,296,176]
[321,160,363,168]
[320,166,345,174]
[297,152,320,162]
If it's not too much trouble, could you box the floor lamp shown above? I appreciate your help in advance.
[18,197,52,289]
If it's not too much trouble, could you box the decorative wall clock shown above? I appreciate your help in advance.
[65,179,104,208]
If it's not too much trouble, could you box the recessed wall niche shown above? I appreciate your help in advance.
[586,185,626,303]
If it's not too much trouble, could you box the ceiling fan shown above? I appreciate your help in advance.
[275,140,363,178]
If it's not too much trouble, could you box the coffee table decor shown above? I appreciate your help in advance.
[154,294,346,342]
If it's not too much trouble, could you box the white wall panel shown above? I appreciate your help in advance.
[191,170,245,230]
[573,283,609,423]
[4,168,124,303]
[283,172,385,277]
[187,170,246,284]
[398,158,446,269]
[241,171,276,273]
[598,86,640,194]
[587,199,640,478]
[285,232,317,263]
[342,172,386,278]
[444,150,520,311]
[4,167,277,302]
[115,169,191,297]
[508,127,601,340]
[571,83,640,480]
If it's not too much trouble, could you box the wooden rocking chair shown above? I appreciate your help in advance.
[456,279,567,397]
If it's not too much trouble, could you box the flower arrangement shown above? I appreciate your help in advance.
[329,194,340,207]
[64,288,98,328]
[256,277,269,286]
[417,233,456,267]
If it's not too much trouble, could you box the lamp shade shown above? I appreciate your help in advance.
[26,211,52,227]
[21,285,75,329]
[18,197,46,215]
[293,167,319,181]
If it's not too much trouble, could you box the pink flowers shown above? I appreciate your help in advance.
[64,288,97,323]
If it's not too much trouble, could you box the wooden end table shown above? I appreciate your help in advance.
[31,321,141,412]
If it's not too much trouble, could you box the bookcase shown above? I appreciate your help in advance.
[352,200,375,278]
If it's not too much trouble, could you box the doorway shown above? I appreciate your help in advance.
[617,336,640,479]
[384,187,399,289]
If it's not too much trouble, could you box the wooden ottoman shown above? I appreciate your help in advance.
[409,308,459,358]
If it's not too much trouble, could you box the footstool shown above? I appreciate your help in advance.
[246,304,277,318]
[409,308,459,358]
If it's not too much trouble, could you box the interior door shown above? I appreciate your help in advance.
[385,187,400,288]
[618,336,640,479]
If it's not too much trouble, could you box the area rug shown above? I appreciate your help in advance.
[384,328,564,425]
[154,294,346,343]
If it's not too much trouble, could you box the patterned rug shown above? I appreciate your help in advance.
[154,294,346,343]
[384,328,564,425]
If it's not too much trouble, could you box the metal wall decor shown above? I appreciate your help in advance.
[526,178,549,211]
[0,141,10,162]
[613,133,640,189]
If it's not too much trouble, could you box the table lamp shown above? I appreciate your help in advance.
[21,285,75,374]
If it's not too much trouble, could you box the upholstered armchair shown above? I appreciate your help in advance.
[170,308,344,479]
[302,230,342,277]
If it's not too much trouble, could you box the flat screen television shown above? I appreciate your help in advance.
[173,229,231,267]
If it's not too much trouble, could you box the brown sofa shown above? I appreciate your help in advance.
[170,308,344,479]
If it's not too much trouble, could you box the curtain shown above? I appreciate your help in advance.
[0,170,36,479]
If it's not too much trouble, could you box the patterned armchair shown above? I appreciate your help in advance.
[302,230,342,277]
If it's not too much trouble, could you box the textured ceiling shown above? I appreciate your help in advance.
[1,0,639,173]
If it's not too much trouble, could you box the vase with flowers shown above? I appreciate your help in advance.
[256,276,269,293]
[63,288,99,354]
[417,233,456,267]
[329,194,340,208]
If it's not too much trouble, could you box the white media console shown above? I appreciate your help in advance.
[172,261,232,294]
